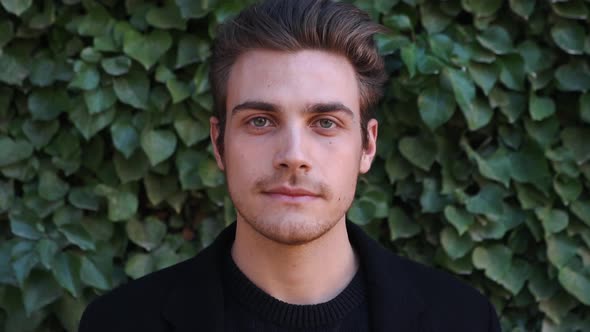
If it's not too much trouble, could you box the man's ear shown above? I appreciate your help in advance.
[210,116,225,171]
[359,118,378,174]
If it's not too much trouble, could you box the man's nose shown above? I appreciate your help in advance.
[273,126,312,172]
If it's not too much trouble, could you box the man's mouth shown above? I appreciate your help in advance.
[262,186,320,203]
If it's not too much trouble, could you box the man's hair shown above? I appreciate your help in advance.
[210,0,388,156]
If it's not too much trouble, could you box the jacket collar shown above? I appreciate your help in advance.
[161,221,425,332]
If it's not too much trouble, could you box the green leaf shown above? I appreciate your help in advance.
[383,14,412,31]
[95,185,138,222]
[113,68,150,110]
[529,94,556,121]
[84,87,117,114]
[176,149,206,190]
[22,119,59,149]
[551,20,586,55]
[509,0,536,19]
[141,129,177,166]
[388,207,420,240]
[114,150,150,183]
[472,244,530,294]
[419,178,448,213]
[509,140,551,193]
[554,174,582,204]
[555,60,590,92]
[69,105,116,140]
[535,207,569,235]
[441,226,474,259]
[176,35,210,68]
[385,149,411,183]
[38,170,69,201]
[144,173,178,205]
[546,234,578,269]
[375,0,400,13]
[52,252,82,298]
[146,0,186,30]
[399,135,437,171]
[348,199,376,225]
[166,78,191,103]
[198,158,225,187]
[28,88,71,121]
[68,62,100,90]
[126,217,167,251]
[558,267,590,305]
[466,184,506,216]
[123,29,172,70]
[477,26,513,55]
[22,270,63,316]
[444,67,475,111]
[499,54,525,91]
[77,2,113,37]
[0,48,29,85]
[463,0,503,16]
[571,200,590,227]
[417,86,456,130]
[524,116,560,148]
[553,0,588,20]
[59,224,96,251]
[111,116,139,159]
[173,110,208,147]
[125,252,155,279]
[468,62,498,95]
[561,127,590,164]
[175,0,212,19]
[68,186,100,211]
[464,142,511,187]
[10,207,43,238]
[400,43,417,78]
[0,137,33,167]
[420,2,452,34]
[460,98,494,131]
[80,256,110,290]
[101,56,132,76]
[444,206,476,235]
[0,0,32,15]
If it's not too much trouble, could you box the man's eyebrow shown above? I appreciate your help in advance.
[305,102,354,119]
[231,100,355,119]
[231,101,280,115]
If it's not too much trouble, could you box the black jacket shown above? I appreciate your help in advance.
[79,222,501,332]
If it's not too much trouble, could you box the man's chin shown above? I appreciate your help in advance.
[243,216,339,246]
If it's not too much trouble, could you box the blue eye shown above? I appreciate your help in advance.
[318,119,335,129]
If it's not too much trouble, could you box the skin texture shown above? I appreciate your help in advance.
[210,49,378,304]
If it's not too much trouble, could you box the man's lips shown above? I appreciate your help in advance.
[262,186,320,202]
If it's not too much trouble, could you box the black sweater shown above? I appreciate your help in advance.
[221,250,369,331]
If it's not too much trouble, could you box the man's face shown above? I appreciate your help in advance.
[210,49,377,245]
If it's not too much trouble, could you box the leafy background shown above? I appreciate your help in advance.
[0,0,589,331]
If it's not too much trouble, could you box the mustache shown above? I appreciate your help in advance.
[254,173,331,198]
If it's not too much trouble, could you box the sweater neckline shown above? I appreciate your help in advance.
[222,248,367,329]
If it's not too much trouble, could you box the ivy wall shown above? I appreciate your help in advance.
[1,0,590,331]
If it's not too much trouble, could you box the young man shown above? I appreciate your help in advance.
[79,0,501,331]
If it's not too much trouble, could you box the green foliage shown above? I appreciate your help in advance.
[0,0,589,331]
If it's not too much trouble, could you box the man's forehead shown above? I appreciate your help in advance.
[226,49,361,115]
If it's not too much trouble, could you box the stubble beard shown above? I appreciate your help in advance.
[228,172,355,246]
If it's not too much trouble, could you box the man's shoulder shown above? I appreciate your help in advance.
[78,247,214,332]
[392,254,499,330]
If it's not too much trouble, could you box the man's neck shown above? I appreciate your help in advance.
[231,218,358,305]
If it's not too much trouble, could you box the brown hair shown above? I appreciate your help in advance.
[210,0,388,156]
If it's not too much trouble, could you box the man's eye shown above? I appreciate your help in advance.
[317,119,336,129]
[249,117,270,127]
